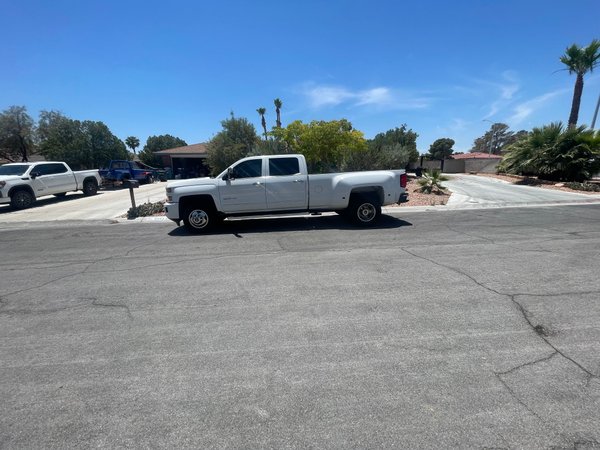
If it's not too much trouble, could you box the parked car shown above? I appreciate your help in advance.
[0,161,101,209]
[99,160,160,185]
[165,154,407,232]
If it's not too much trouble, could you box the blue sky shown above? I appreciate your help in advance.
[2,0,599,153]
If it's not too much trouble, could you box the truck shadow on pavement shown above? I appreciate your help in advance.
[168,214,412,236]
[0,192,92,214]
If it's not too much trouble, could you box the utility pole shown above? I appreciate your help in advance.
[483,119,494,155]
[592,92,600,129]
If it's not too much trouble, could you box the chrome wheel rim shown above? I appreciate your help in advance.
[357,203,376,222]
[189,209,209,228]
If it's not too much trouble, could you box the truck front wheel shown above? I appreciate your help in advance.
[183,205,216,233]
[348,195,381,226]
[11,190,34,210]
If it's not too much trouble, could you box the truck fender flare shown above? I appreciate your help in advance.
[179,194,218,215]
[8,184,35,199]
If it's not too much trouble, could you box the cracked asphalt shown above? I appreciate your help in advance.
[1,205,600,448]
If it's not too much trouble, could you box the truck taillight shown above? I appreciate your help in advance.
[400,173,407,188]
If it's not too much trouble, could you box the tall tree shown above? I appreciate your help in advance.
[344,124,419,171]
[138,134,187,167]
[428,138,455,160]
[560,39,600,127]
[470,123,527,154]
[206,113,259,175]
[0,106,35,162]
[256,107,267,140]
[125,136,140,155]
[38,111,127,169]
[274,98,282,128]
[271,119,367,172]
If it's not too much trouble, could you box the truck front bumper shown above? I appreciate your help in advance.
[164,202,180,222]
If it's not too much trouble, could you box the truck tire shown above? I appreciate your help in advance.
[183,204,217,233]
[348,195,381,226]
[83,179,98,196]
[11,190,34,210]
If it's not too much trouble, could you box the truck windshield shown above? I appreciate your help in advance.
[0,165,29,176]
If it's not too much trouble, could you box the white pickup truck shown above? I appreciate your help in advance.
[0,161,101,209]
[165,154,407,232]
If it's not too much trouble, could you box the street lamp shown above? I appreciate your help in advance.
[483,119,495,155]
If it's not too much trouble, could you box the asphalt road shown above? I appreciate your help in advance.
[1,206,600,448]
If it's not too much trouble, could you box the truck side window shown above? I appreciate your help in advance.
[269,158,299,176]
[233,160,262,178]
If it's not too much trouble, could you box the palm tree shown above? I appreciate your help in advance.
[125,136,140,155]
[274,98,282,128]
[417,170,449,194]
[560,39,600,127]
[256,108,267,140]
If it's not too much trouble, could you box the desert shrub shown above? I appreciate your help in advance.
[127,201,165,219]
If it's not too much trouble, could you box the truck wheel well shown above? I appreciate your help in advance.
[83,176,98,185]
[8,185,35,198]
[179,195,217,214]
[349,187,383,205]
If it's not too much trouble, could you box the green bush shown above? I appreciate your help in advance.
[564,182,600,192]
[127,201,165,219]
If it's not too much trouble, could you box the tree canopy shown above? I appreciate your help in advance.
[470,123,527,154]
[0,106,35,162]
[37,111,128,169]
[344,124,419,171]
[139,134,187,167]
[271,119,367,172]
[206,114,259,175]
[427,138,455,160]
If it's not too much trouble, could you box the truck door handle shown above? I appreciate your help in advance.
[253,182,262,186]
[293,179,305,183]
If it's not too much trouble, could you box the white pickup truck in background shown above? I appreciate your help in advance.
[165,154,407,232]
[0,161,101,209]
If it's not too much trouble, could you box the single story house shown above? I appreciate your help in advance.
[154,143,210,178]
[450,152,503,173]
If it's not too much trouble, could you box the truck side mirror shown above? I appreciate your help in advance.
[30,171,40,179]
[226,167,235,181]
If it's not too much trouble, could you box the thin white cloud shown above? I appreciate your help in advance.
[300,82,431,111]
[507,88,569,125]
[467,71,520,119]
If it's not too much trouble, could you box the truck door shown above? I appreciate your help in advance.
[31,163,76,196]
[265,157,307,210]
[218,158,267,213]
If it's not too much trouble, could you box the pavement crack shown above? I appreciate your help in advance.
[91,298,133,320]
[400,247,600,389]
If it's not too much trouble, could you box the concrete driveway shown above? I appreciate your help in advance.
[0,182,167,223]
[444,175,600,208]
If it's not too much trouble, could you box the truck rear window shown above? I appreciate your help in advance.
[269,158,299,176]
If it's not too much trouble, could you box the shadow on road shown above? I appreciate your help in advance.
[168,214,412,237]
[0,192,94,214]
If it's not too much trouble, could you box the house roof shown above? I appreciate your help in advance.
[452,152,502,160]
[154,143,208,156]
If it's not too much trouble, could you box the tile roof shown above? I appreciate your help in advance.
[451,152,502,159]
[154,143,208,155]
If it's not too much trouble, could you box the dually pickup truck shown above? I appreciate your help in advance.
[0,161,101,209]
[165,154,407,232]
